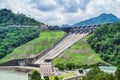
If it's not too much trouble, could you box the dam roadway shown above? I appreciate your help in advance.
[34,33,88,64]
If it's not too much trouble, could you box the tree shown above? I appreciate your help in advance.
[44,76,49,80]
[88,22,120,65]
[105,74,114,80]
[66,63,75,70]
[0,27,40,59]
[93,73,114,80]
[93,73,106,80]
[83,67,115,80]
[79,69,83,74]
[55,63,65,71]
[0,8,43,26]
[115,65,120,80]
[30,70,41,80]
[54,76,60,80]
[82,67,102,80]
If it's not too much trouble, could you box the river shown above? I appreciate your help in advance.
[0,70,28,80]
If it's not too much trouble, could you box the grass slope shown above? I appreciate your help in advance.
[53,35,106,66]
[0,31,65,63]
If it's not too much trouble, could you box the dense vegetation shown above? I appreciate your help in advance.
[48,25,60,31]
[46,76,61,80]
[0,27,40,59]
[88,22,120,65]
[0,9,43,26]
[53,35,106,70]
[30,70,41,80]
[30,66,120,80]
[30,70,62,80]
[0,31,65,63]
[83,66,120,80]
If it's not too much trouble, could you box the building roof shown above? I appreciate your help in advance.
[99,66,117,74]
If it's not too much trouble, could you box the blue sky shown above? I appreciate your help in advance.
[0,0,120,25]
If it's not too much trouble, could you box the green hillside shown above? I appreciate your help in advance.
[88,22,120,65]
[53,35,106,68]
[0,27,40,59]
[0,9,43,26]
[0,31,65,63]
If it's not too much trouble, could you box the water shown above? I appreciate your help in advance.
[0,70,28,80]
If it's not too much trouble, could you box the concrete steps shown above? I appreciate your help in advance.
[34,33,88,64]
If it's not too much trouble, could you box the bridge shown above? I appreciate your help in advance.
[61,23,111,34]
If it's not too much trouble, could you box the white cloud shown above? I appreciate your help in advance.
[0,0,120,25]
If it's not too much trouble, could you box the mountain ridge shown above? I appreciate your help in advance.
[73,13,120,26]
[60,24,70,28]
[0,8,44,26]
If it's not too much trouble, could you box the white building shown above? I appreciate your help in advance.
[99,66,117,74]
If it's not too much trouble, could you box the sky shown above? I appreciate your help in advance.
[0,0,120,25]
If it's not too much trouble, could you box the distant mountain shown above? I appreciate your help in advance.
[0,9,44,26]
[60,24,70,28]
[119,18,120,21]
[73,13,120,26]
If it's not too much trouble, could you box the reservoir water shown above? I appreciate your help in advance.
[0,70,28,80]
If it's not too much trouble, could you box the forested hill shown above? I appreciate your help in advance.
[73,13,120,26]
[0,27,40,59]
[88,22,120,65]
[0,9,44,26]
